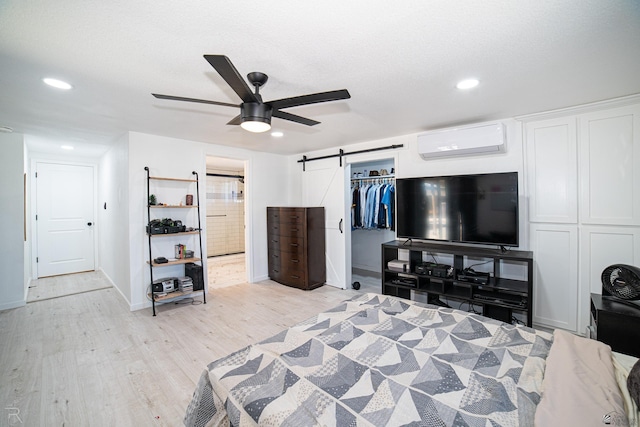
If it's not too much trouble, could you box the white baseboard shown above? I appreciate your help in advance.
[253,274,270,282]
[0,299,26,311]
[98,267,131,308]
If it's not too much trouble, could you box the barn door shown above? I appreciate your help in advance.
[302,161,351,289]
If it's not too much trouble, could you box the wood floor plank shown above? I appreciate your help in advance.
[1,272,364,426]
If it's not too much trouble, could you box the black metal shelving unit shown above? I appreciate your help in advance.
[145,167,206,316]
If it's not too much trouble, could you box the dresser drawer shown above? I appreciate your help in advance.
[281,255,306,272]
[277,208,305,224]
[268,265,282,282]
[270,235,305,254]
[278,224,305,237]
[279,270,307,288]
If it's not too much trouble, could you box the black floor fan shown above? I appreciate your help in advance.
[601,264,640,309]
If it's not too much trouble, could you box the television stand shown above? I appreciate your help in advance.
[381,240,533,326]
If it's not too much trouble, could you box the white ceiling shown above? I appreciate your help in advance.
[1,1,639,157]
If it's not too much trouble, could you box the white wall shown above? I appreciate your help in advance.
[23,142,31,300]
[98,133,131,302]
[0,133,26,310]
[127,132,290,311]
[290,120,525,241]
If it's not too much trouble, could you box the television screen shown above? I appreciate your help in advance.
[396,172,519,246]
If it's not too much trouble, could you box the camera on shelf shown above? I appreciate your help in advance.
[146,218,186,234]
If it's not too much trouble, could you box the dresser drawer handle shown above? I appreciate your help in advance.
[291,259,299,263]
[292,228,299,232]
[272,239,279,243]
[291,275,300,279]
[273,269,279,273]
[290,243,298,247]
[273,254,279,258]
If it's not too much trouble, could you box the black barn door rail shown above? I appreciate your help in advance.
[297,144,404,171]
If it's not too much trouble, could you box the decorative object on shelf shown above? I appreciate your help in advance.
[174,244,186,259]
[149,194,156,205]
[186,194,193,205]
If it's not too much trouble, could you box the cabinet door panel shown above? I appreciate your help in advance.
[525,117,577,223]
[579,105,640,225]
[530,224,578,332]
[578,226,640,334]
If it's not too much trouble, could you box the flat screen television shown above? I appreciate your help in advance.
[396,172,519,247]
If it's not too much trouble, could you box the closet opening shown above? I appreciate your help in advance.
[349,159,395,294]
[205,156,247,289]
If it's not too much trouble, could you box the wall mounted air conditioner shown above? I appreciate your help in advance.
[417,122,506,159]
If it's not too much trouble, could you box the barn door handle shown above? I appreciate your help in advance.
[339,218,343,234]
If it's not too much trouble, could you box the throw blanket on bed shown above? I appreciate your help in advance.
[184,293,553,427]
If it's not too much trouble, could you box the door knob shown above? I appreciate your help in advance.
[87,222,93,226]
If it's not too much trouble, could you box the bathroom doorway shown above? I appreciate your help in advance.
[205,156,246,289]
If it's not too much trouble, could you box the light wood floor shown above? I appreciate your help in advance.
[26,270,113,303]
[207,253,246,289]
[0,273,360,426]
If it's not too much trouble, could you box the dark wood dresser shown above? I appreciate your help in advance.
[267,207,325,290]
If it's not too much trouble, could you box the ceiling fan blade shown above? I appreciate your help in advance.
[227,114,243,125]
[152,93,238,108]
[204,55,257,103]
[272,110,320,126]
[268,89,351,110]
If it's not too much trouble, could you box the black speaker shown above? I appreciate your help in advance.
[185,262,204,291]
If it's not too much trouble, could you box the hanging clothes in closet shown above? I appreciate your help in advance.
[351,178,395,230]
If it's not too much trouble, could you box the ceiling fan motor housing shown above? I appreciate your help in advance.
[241,102,272,124]
[601,264,640,300]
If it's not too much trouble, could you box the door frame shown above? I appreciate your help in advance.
[30,158,98,279]
[343,152,399,288]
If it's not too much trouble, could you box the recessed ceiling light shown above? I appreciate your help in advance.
[456,78,479,90]
[43,78,73,90]
[61,145,74,150]
[0,126,13,133]
[271,131,284,137]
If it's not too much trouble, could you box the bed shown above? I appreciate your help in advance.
[184,293,638,427]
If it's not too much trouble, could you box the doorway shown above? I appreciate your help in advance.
[205,156,247,289]
[33,161,96,278]
[349,158,396,294]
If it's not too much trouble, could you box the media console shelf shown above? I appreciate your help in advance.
[381,240,533,326]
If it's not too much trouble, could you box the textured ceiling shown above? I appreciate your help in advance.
[1,1,639,156]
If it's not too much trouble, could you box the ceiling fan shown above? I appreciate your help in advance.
[152,55,351,133]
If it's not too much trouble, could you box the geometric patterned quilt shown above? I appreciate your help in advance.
[184,293,553,427]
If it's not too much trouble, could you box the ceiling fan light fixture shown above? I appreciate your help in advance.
[240,102,272,133]
[241,120,271,133]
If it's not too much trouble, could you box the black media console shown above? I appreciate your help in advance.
[382,240,533,326]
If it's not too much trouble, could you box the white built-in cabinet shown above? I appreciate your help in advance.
[525,101,640,334]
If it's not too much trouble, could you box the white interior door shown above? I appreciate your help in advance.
[36,162,95,277]
[302,162,351,289]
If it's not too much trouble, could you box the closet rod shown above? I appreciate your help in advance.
[206,173,244,179]
[297,144,403,171]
